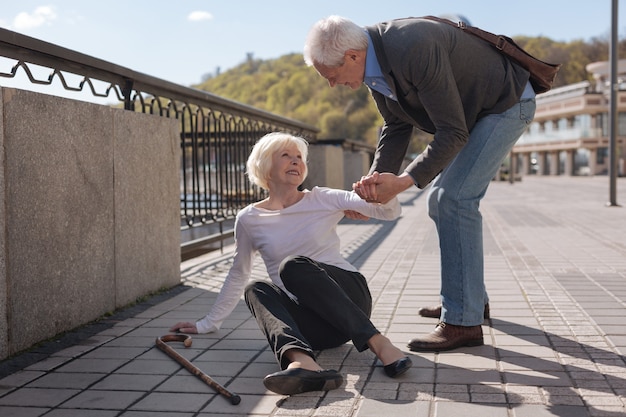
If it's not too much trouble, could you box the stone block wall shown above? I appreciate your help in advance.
[0,88,180,359]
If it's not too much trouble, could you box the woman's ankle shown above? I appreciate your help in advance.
[284,349,323,371]
[368,334,405,366]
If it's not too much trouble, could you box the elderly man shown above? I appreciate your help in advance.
[304,15,536,351]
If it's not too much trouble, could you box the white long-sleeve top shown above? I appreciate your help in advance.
[195,186,401,333]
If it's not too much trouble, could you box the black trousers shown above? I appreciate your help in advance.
[244,255,379,370]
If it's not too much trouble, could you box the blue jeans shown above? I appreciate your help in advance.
[427,99,536,326]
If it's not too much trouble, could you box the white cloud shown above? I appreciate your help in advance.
[187,11,213,22]
[13,6,57,30]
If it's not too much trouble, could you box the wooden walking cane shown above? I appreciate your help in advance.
[155,334,241,405]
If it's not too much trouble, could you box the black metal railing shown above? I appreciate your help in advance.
[0,27,318,256]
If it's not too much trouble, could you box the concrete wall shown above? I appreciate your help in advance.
[304,143,346,190]
[343,150,371,190]
[0,88,180,359]
[303,143,372,191]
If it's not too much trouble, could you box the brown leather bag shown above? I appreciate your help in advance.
[424,16,562,94]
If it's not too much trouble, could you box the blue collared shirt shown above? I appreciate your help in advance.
[363,32,397,101]
[520,80,535,99]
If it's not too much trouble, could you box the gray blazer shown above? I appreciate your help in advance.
[365,17,530,188]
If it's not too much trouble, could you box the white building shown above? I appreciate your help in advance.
[513,60,626,177]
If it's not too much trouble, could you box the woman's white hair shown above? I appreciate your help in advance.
[246,132,309,191]
[303,15,368,67]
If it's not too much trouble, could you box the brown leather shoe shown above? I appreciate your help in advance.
[407,322,484,352]
[418,303,490,319]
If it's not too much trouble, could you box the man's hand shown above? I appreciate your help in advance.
[169,321,198,334]
[354,172,414,204]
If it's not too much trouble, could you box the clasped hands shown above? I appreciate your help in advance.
[353,171,404,204]
[344,171,408,221]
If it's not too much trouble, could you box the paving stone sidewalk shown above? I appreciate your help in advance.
[0,176,625,417]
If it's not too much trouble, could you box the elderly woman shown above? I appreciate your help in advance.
[170,132,411,396]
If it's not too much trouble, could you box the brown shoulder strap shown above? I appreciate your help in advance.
[421,15,554,66]
[423,15,506,49]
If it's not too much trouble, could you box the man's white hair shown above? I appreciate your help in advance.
[303,15,368,68]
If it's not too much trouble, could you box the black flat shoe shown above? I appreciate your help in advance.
[263,368,343,395]
[383,356,412,378]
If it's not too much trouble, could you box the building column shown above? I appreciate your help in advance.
[521,153,531,175]
[564,150,575,176]
[588,148,597,176]
[549,151,560,175]
[539,152,549,175]
[509,153,518,183]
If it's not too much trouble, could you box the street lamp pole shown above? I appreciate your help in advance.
[608,0,620,206]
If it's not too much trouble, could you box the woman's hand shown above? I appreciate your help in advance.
[169,321,199,334]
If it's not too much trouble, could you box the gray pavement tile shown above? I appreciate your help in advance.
[21,357,72,373]
[110,318,152,329]
[498,356,564,372]
[503,370,572,386]
[471,392,508,403]
[0,407,50,417]
[45,410,119,417]
[512,404,591,417]
[599,325,626,336]
[147,343,194,363]
[80,346,149,360]
[356,399,430,417]
[101,336,157,348]
[360,387,401,400]
[115,358,181,375]
[396,383,434,402]
[148,346,207,362]
[583,394,625,408]
[153,375,216,395]
[224,376,267,395]
[494,334,552,347]
[273,395,321,413]
[209,338,268,351]
[25,372,104,389]
[90,373,168,391]
[199,393,278,415]
[227,328,267,340]
[128,392,212,413]
[119,412,193,417]
[435,401,509,416]
[0,371,45,392]
[436,353,498,369]
[436,368,502,384]
[174,360,244,380]
[0,387,79,407]
[577,382,615,394]
[194,348,260,363]
[588,407,626,417]
[60,390,144,410]
[544,396,586,406]
[50,344,99,358]
[237,362,281,379]
[317,394,359,408]
[497,345,559,359]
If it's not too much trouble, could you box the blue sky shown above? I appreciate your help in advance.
[0,1,624,95]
